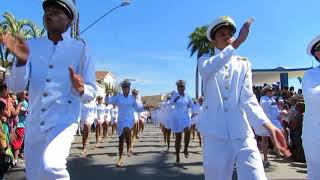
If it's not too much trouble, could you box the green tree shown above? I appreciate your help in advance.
[105,83,120,97]
[0,12,46,70]
[187,25,215,98]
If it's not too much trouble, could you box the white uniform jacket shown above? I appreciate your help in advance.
[6,32,96,132]
[198,45,270,139]
[302,67,320,140]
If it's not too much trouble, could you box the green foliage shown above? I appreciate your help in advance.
[105,83,120,96]
[187,25,215,59]
[0,12,46,69]
[187,25,215,98]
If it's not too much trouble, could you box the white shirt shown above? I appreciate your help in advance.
[81,101,96,122]
[193,104,203,119]
[96,103,107,120]
[198,45,270,139]
[302,66,320,140]
[108,93,144,122]
[260,95,279,121]
[6,32,96,131]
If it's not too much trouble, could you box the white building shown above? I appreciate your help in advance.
[95,71,117,99]
[96,71,116,87]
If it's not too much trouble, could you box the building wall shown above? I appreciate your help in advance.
[141,95,166,107]
[103,73,116,86]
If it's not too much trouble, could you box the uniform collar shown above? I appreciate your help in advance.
[214,48,221,55]
[61,31,72,41]
[46,31,72,43]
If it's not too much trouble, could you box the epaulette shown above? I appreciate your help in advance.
[237,56,248,61]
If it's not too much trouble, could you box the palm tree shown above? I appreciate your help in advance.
[23,21,46,39]
[187,25,215,98]
[105,83,120,96]
[0,12,46,69]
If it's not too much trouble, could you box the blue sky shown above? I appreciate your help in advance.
[1,0,319,97]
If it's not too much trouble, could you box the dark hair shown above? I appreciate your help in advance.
[0,101,6,112]
[295,102,305,113]
[0,83,7,93]
[289,86,294,91]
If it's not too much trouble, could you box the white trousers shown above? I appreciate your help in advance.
[203,135,267,180]
[303,139,320,180]
[24,122,78,180]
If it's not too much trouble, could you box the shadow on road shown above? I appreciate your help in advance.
[67,151,204,180]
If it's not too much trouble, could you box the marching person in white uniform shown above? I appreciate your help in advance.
[1,0,96,179]
[302,34,320,180]
[80,100,96,156]
[102,103,112,139]
[191,96,205,147]
[198,16,290,180]
[161,96,173,151]
[138,110,148,135]
[132,89,141,140]
[260,85,284,167]
[170,80,196,163]
[108,80,151,167]
[110,105,118,138]
[95,96,108,145]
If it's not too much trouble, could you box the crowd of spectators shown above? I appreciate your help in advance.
[0,82,28,178]
[254,84,305,163]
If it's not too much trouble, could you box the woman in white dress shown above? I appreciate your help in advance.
[102,104,112,139]
[170,80,196,163]
[95,96,108,144]
[110,105,118,138]
[80,100,96,156]
[191,96,205,147]
[138,111,148,135]
[108,80,150,167]
[260,85,284,167]
[132,89,140,140]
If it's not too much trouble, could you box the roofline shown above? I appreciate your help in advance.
[252,67,312,73]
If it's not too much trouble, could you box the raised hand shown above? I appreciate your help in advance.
[232,17,254,49]
[0,32,29,64]
[68,66,84,95]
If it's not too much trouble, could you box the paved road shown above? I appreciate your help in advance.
[5,123,307,180]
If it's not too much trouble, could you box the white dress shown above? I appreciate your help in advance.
[260,95,283,130]
[191,104,203,128]
[105,105,112,123]
[133,98,142,123]
[151,109,159,126]
[139,111,148,123]
[108,94,144,136]
[80,101,96,129]
[158,102,168,128]
[111,106,118,125]
[95,103,107,125]
[170,93,195,133]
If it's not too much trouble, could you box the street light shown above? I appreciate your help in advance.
[79,0,130,36]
